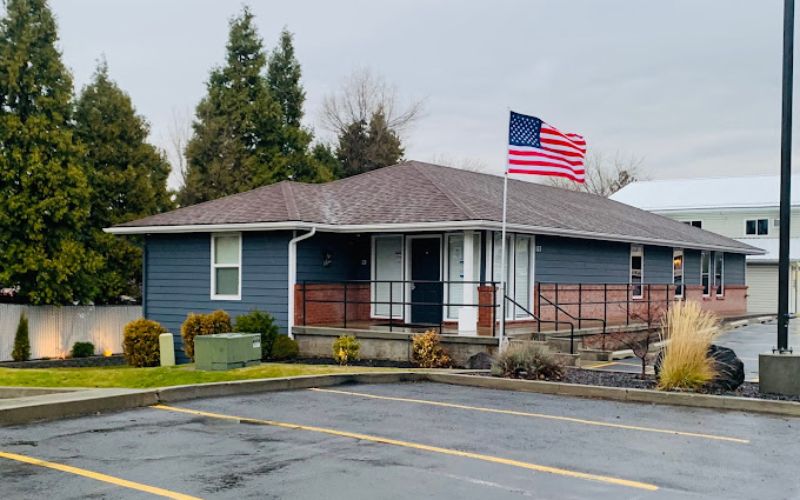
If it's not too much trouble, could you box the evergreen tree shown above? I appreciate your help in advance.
[12,313,30,361]
[178,7,284,205]
[335,110,404,178]
[0,0,100,304]
[75,61,173,302]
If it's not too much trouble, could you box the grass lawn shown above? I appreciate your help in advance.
[0,363,403,389]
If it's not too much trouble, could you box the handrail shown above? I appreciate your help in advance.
[538,293,607,334]
[504,294,576,354]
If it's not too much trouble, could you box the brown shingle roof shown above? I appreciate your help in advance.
[113,161,761,254]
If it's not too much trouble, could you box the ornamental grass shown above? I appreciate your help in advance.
[657,301,719,391]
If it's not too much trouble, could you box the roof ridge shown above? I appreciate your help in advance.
[412,163,477,219]
[281,182,299,220]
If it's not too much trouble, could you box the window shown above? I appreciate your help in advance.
[630,245,644,298]
[701,251,711,296]
[444,233,480,320]
[683,220,702,229]
[673,249,684,298]
[371,235,403,318]
[715,253,724,297]
[491,233,533,319]
[211,234,241,300]
[745,218,769,236]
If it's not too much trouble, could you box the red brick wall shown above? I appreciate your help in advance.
[294,283,371,326]
[683,284,747,317]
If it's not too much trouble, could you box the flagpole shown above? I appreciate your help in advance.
[498,170,509,351]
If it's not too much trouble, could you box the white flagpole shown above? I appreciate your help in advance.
[498,170,509,351]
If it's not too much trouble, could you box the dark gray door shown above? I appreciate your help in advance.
[410,238,442,325]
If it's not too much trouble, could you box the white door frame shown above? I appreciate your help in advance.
[404,234,443,324]
[370,234,404,319]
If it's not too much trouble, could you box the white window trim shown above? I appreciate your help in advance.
[744,218,770,237]
[701,250,711,297]
[210,233,242,301]
[630,244,644,299]
[370,234,404,320]
[673,249,684,298]
[485,232,535,320]
[681,220,703,229]
[443,233,464,322]
[715,253,725,297]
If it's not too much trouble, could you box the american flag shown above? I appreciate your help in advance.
[507,111,586,183]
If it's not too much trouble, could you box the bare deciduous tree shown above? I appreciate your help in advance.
[428,154,490,173]
[548,151,646,197]
[166,107,192,187]
[320,68,425,136]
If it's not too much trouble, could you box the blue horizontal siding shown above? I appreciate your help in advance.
[643,245,673,284]
[145,231,291,362]
[296,232,370,283]
[535,236,630,284]
[725,253,746,285]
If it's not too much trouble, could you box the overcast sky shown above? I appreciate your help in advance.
[47,0,789,189]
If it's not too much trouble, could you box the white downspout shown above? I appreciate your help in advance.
[288,227,317,338]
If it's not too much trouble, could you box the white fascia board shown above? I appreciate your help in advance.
[105,220,763,255]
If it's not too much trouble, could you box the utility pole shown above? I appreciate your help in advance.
[778,0,795,353]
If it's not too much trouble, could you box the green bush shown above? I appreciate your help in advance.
[12,314,30,362]
[270,335,299,360]
[180,310,232,361]
[70,341,95,358]
[411,330,452,368]
[235,310,279,361]
[123,318,168,367]
[491,343,564,380]
[332,335,360,365]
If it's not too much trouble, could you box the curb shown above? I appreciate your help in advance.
[3,369,800,426]
[424,373,800,417]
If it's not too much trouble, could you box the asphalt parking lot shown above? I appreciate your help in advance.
[1,381,799,499]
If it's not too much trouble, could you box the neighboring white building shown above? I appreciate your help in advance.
[611,175,800,315]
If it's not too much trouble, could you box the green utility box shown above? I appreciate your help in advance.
[194,333,261,371]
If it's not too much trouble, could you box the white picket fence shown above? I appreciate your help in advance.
[0,304,142,361]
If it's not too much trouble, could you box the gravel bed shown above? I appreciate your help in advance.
[502,368,800,403]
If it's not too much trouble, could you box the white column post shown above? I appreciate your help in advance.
[459,231,477,335]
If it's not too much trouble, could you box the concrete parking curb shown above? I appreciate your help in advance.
[3,369,800,425]
[425,373,800,417]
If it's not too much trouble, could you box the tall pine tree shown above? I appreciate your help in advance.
[0,0,100,304]
[178,7,284,205]
[75,61,173,302]
[335,110,403,178]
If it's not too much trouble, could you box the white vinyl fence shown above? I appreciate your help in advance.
[0,304,142,361]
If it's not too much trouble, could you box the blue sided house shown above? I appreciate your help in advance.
[107,161,761,361]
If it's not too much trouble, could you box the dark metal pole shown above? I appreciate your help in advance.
[779,0,795,352]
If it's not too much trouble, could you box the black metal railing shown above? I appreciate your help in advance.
[503,295,576,353]
[535,283,682,331]
[300,280,499,336]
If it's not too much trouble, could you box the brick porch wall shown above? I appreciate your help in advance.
[294,283,371,326]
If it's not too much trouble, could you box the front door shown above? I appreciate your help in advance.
[410,237,442,325]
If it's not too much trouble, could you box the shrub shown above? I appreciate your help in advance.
[70,341,95,358]
[491,343,564,380]
[657,301,719,391]
[271,335,299,360]
[332,335,360,365]
[235,310,279,361]
[12,314,30,362]
[411,330,452,368]
[123,318,168,367]
[180,310,232,361]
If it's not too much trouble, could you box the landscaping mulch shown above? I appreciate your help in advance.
[0,355,127,369]
[510,368,800,403]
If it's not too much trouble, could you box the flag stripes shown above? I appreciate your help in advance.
[507,112,586,183]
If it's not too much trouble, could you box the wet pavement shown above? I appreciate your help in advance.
[1,381,799,499]
[715,319,800,381]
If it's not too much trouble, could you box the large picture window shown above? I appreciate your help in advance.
[211,233,241,300]
[371,235,403,318]
[673,249,684,298]
[491,233,533,319]
[701,251,711,296]
[630,245,644,298]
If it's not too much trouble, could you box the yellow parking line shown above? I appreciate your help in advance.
[309,388,749,444]
[152,404,658,492]
[0,450,200,500]
[586,361,619,369]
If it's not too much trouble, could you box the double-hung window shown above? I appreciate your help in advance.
[673,249,684,298]
[701,251,711,296]
[211,233,242,300]
[630,245,644,299]
[714,253,724,297]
